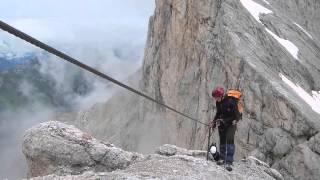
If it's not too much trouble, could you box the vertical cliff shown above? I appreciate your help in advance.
[57,0,320,179]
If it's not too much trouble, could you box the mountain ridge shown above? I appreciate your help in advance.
[53,0,320,179]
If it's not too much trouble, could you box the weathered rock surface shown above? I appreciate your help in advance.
[28,156,283,180]
[24,121,282,179]
[55,0,320,179]
[23,121,143,177]
[272,144,320,180]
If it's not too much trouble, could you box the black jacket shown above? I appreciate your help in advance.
[213,96,241,126]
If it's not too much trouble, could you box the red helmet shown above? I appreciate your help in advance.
[212,86,224,98]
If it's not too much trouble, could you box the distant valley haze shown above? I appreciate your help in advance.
[0,1,155,179]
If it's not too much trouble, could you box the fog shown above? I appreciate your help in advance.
[0,1,155,179]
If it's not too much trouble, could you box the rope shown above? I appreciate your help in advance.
[0,20,209,127]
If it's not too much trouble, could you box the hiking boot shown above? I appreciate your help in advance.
[216,159,224,165]
[225,163,232,171]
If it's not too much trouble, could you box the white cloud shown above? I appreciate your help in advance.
[0,106,55,179]
[0,31,36,57]
[0,0,155,19]
[1,0,155,43]
[0,1,155,179]
[280,73,320,114]
[8,18,57,41]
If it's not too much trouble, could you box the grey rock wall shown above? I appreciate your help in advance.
[55,0,320,179]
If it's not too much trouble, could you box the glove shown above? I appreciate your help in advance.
[216,119,225,130]
[232,120,237,125]
[216,119,223,127]
[209,121,216,129]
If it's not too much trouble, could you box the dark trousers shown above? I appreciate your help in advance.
[218,124,236,164]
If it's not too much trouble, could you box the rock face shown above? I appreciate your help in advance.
[23,121,143,177]
[24,121,282,179]
[55,0,320,179]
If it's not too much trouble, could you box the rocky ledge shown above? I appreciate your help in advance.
[23,121,283,180]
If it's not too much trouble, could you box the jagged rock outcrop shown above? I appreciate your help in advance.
[24,121,283,179]
[23,121,143,177]
[55,0,320,179]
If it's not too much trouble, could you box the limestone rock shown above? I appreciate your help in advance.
[255,128,294,164]
[28,155,282,180]
[272,144,320,180]
[23,121,282,180]
[156,144,207,158]
[23,121,143,178]
[307,132,320,155]
[55,0,320,179]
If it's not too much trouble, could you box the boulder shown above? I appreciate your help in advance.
[23,121,143,177]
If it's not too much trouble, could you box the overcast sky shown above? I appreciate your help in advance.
[0,0,155,43]
[0,0,156,81]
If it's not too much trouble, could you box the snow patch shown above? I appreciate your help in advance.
[240,0,273,23]
[266,29,299,60]
[262,0,270,5]
[294,22,313,39]
[240,1,300,60]
[280,74,320,114]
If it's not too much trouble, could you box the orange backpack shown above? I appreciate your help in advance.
[226,89,243,117]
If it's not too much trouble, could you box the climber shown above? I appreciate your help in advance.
[210,86,241,171]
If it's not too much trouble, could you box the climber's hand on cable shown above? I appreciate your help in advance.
[232,120,237,125]
[209,121,216,129]
[216,119,223,127]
